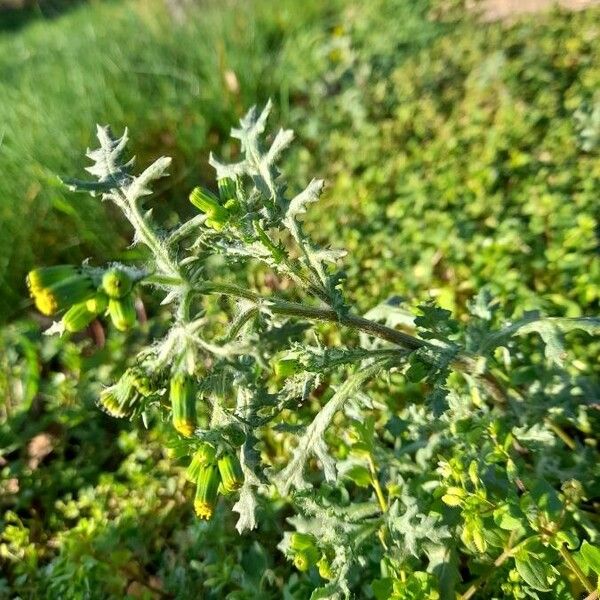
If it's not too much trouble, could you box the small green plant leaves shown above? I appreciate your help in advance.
[342,465,372,488]
[580,540,600,576]
[514,553,552,592]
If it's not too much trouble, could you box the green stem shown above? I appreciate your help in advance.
[367,454,388,514]
[115,189,182,281]
[460,534,537,600]
[559,544,595,594]
[198,281,507,402]
[545,419,577,450]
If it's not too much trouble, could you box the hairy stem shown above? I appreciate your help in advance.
[199,281,507,402]
[115,189,182,281]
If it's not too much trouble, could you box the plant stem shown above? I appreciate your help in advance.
[199,281,507,402]
[460,534,536,600]
[116,189,182,281]
[367,455,388,514]
[559,544,595,594]
[367,453,390,552]
[545,419,576,450]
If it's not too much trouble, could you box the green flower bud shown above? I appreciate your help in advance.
[186,444,217,483]
[27,268,95,316]
[294,552,311,572]
[170,373,197,437]
[217,453,244,493]
[317,556,334,580]
[26,265,79,293]
[293,548,320,572]
[189,187,229,227]
[217,177,236,202]
[102,268,133,299]
[62,302,96,332]
[561,479,584,504]
[290,532,317,552]
[108,295,137,331]
[194,464,220,520]
[85,292,108,314]
[98,389,130,418]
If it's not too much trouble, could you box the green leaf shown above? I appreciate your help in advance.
[514,555,552,592]
[342,465,372,488]
[284,178,325,227]
[426,544,459,599]
[273,362,384,495]
[389,497,451,558]
[85,125,133,186]
[493,503,526,532]
[580,541,600,576]
[371,578,394,600]
[482,315,600,366]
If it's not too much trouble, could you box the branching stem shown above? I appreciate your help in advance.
[198,281,507,402]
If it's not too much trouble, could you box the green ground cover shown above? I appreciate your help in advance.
[1,0,599,597]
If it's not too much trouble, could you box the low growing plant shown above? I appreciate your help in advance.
[26,102,600,598]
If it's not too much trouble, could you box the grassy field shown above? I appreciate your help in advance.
[0,0,347,319]
[1,0,600,597]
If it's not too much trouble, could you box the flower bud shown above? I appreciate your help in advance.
[317,556,333,580]
[98,389,130,418]
[108,295,137,331]
[102,268,133,299]
[186,444,217,483]
[293,552,311,572]
[189,187,229,228]
[290,532,317,552]
[194,464,220,520]
[218,453,244,492]
[85,292,108,314]
[293,547,320,572]
[27,265,79,293]
[217,177,236,202]
[170,373,197,437]
[27,269,95,316]
[62,302,96,333]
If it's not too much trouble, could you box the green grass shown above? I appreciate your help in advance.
[0,0,347,320]
[2,1,600,597]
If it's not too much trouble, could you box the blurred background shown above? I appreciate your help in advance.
[0,0,599,597]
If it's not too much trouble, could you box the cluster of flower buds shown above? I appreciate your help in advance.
[102,269,137,331]
[288,533,333,578]
[185,443,244,520]
[189,178,239,230]
[98,367,155,418]
[27,265,138,332]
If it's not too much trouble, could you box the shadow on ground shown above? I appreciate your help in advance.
[0,0,93,31]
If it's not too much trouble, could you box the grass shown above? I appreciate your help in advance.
[0,0,347,320]
[2,1,600,596]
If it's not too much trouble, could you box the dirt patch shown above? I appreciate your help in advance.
[480,0,600,21]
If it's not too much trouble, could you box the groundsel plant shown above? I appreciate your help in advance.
[28,102,600,599]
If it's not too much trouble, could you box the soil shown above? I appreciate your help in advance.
[479,0,600,21]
